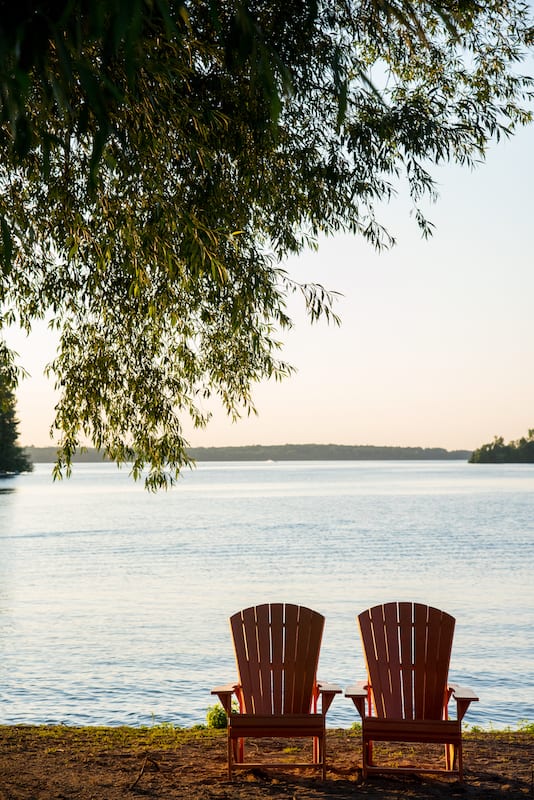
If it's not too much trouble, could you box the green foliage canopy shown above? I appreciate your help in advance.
[0,1,533,487]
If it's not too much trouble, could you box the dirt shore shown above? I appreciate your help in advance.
[0,726,532,800]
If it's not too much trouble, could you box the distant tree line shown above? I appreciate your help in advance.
[469,431,534,464]
[26,443,471,464]
[188,445,472,461]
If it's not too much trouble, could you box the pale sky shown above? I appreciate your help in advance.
[6,123,534,453]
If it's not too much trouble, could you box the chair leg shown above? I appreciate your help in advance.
[312,734,326,779]
[457,742,464,782]
[362,737,372,779]
[228,736,245,779]
[445,741,462,778]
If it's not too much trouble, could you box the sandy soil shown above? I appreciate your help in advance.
[0,726,532,800]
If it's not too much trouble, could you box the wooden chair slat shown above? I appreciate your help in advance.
[398,601,415,719]
[255,603,273,714]
[362,605,387,717]
[232,605,263,713]
[384,601,403,718]
[295,605,322,713]
[436,611,455,714]
[413,603,430,718]
[229,610,248,710]
[270,603,284,714]
[283,602,299,712]
[422,605,438,718]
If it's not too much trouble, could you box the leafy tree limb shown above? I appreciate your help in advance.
[1,1,532,487]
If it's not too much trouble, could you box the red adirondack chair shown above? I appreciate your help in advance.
[212,602,341,779]
[345,602,478,780]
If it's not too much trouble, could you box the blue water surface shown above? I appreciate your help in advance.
[0,460,532,729]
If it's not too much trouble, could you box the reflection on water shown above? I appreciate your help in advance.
[0,461,533,729]
[0,476,16,495]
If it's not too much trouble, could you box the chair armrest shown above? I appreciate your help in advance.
[449,684,479,701]
[211,683,240,715]
[345,680,368,697]
[345,681,369,718]
[317,681,342,694]
[317,681,342,715]
[449,684,479,721]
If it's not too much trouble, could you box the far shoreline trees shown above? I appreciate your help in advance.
[25,443,472,464]
[469,430,534,463]
[0,363,33,476]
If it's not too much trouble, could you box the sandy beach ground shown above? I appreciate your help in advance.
[0,725,532,800]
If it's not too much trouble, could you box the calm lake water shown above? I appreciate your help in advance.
[1,460,533,730]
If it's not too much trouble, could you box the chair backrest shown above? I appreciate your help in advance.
[230,603,324,715]
[358,602,455,720]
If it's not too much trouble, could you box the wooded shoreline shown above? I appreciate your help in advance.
[24,443,472,463]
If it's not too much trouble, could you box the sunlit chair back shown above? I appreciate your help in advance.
[230,602,323,715]
[359,602,455,720]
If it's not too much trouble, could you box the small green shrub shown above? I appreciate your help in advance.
[517,719,534,734]
[206,703,228,729]
[464,722,485,733]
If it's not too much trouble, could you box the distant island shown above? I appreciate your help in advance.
[25,443,472,463]
[469,430,534,463]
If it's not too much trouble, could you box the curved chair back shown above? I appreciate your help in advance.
[358,602,455,720]
[230,602,324,715]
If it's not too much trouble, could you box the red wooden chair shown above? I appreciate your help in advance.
[212,602,341,779]
[345,602,478,780]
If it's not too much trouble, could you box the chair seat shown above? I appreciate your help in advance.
[363,717,462,744]
[229,712,325,739]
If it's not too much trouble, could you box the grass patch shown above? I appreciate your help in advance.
[1,720,532,750]
[463,720,534,737]
[517,720,534,734]
[0,723,225,752]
